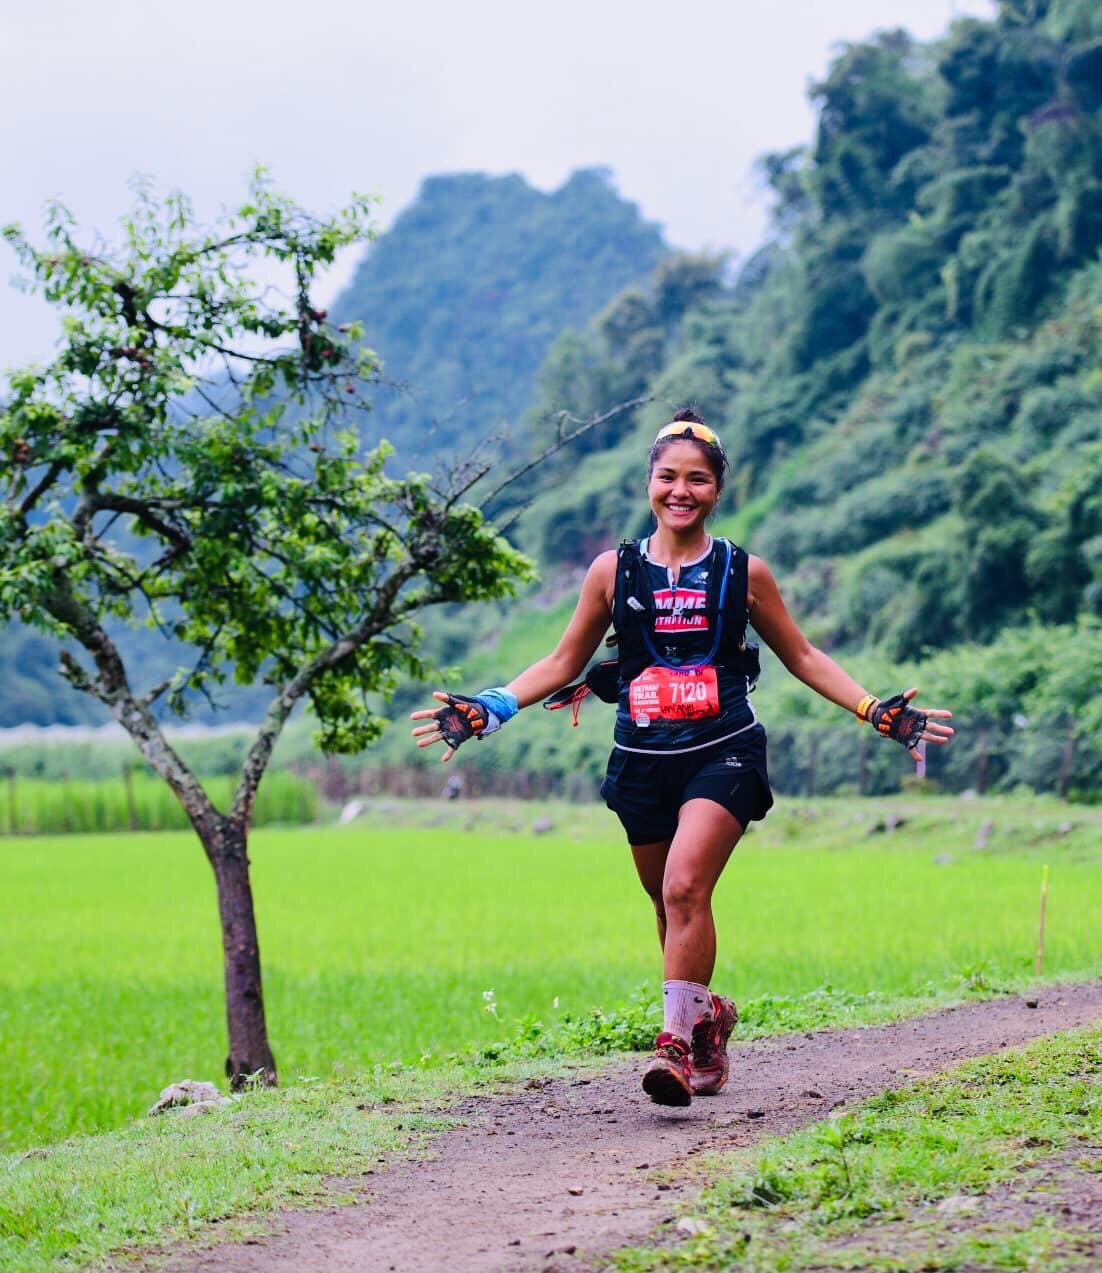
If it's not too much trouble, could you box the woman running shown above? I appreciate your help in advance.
[410,410,954,1106]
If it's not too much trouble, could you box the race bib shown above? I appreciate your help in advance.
[628,664,720,726]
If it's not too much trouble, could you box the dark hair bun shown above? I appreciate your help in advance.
[671,407,706,425]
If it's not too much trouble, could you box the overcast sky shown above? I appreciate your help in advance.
[2,0,993,368]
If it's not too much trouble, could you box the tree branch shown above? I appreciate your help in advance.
[474,394,653,509]
[73,487,192,560]
[16,461,65,517]
[140,678,173,708]
[230,559,423,825]
[46,581,216,833]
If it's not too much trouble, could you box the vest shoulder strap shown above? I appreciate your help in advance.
[717,539,750,648]
[612,538,645,637]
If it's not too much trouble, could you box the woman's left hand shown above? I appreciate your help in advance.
[872,687,954,752]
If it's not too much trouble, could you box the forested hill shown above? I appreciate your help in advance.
[330,168,667,459]
[424,0,1102,799]
[515,0,1102,661]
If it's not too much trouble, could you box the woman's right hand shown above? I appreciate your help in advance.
[410,691,486,762]
[409,553,615,762]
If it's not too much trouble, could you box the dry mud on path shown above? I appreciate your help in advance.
[157,982,1102,1273]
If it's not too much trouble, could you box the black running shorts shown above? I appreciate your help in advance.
[600,726,773,846]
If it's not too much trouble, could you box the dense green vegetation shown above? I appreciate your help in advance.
[2,795,1098,1149]
[465,0,1102,796]
[0,771,316,835]
[528,2,1102,590]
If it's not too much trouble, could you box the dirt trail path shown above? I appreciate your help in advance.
[158,982,1102,1273]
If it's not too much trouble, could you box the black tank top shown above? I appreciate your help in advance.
[613,538,759,754]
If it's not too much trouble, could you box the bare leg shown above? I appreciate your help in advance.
[630,838,673,951]
[660,799,744,984]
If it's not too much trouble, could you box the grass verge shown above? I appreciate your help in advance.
[612,1024,1102,1271]
[476,974,1096,1063]
[0,1054,572,1273]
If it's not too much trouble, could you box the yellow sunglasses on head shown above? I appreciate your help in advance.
[653,420,725,452]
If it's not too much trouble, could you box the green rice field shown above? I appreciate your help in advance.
[2,795,1099,1152]
[0,770,316,835]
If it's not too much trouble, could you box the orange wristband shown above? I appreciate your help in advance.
[855,694,878,722]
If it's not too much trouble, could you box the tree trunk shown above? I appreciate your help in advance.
[45,593,281,1087]
[204,816,278,1089]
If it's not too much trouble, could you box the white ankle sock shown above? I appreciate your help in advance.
[662,980,712,1044]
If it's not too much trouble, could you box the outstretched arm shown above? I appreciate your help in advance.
[748,555,954,747]
[411,550,617,759]
[502,550,616,707]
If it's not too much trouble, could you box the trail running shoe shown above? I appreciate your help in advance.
[642,1032,693,1106]
[690,994,738,1095]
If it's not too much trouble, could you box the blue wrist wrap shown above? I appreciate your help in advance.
[476,687,519,728]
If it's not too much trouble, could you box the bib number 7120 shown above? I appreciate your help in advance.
[669,678,712,704]
[628,664,720,726]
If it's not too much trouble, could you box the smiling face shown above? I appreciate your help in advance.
[647,439,721,535]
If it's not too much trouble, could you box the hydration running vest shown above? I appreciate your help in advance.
[613,537,750,679]
[542,537,762,749]
[610,537,761,753]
